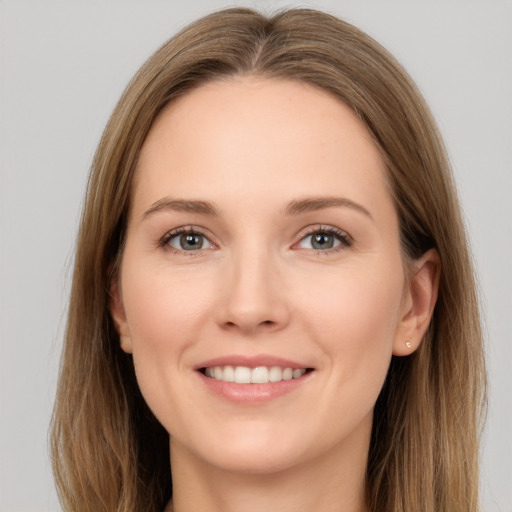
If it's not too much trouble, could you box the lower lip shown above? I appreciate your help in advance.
[197,371,313,404]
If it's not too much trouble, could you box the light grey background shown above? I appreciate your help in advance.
[1,1,511,511]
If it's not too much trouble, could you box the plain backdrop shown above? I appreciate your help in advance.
[1,1,511,511]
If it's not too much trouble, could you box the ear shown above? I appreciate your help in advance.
[109,277,133,354]
[393,248,440,356]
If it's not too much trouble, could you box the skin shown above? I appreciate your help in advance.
[110,77,439,512]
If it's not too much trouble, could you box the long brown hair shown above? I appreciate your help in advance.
[51,8,486,512]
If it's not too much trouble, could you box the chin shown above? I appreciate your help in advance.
[205,443,307,475]
[176,422,313,475]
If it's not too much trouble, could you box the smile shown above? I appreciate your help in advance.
[196,356,314,403]
[203,365,308,384]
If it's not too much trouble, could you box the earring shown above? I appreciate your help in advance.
[405,339,413,349]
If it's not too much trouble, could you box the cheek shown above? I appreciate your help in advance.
[292,267,404,452]
[301,263,404,391]
[120,265,217,413]
[305,260,403,331]
[123,265,213,349]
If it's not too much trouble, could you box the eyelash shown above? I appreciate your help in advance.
[295,225,353,254]
[158,225,352,255]
[158,226,215,255]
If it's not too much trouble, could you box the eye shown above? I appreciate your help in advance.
[163,229,215,252]
[296,227,352,251]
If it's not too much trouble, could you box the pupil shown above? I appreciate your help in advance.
[181,233,202,250]
[312,233,333,249]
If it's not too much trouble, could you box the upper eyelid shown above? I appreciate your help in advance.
[163,225,211,237]
[292,226,353,253]
[295,224,352,241]
[159,225,215,247]
[158,223,352,248]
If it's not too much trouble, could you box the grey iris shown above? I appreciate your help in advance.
[181,234,203,250]
[312,233,334,249]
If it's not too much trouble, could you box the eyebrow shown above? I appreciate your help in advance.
[142,198,218,220]
[142,195,372,221]
[284,196,373,219]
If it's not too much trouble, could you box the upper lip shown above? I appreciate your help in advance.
[195,355,313,371]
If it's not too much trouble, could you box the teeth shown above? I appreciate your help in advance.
[223,365,235,382]
[250,366,269,383]
[268,366,282,382]
[283,368,293,380]
[292,368,304,379]
[204,365,307,383]
[234,366,251,384]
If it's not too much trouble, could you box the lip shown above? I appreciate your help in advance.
[195,354,315,404]
[195,354,311,371]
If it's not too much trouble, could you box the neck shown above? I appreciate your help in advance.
[167,425,370,512]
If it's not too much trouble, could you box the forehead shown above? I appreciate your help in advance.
[133,77,391,217]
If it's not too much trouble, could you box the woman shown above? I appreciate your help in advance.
[50,7,486,512]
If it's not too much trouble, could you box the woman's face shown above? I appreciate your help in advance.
[112,77,416,474]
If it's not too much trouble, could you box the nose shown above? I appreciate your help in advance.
[215,247,291,335]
